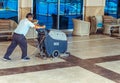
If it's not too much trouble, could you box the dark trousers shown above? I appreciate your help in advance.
[4,33,27,59]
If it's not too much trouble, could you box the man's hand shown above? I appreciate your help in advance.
[32,20,38,24]
[34,24,46,29]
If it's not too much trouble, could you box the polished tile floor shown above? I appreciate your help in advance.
[0,35,120,83]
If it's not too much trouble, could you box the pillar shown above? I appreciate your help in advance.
[84,0,105,21]
[19,0,32,20]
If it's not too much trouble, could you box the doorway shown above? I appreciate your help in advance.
[33,0,83,30]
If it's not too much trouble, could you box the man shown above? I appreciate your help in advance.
[3,13,37,61]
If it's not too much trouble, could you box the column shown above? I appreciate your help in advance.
[19,0,32,20]
[84,0,105,21]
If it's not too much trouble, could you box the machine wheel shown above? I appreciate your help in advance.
[52,50,60,58]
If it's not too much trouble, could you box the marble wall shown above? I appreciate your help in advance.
[19,0,32,20]
[84,0,105,21]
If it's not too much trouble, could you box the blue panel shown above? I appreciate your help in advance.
[105,0,118,18]
[0,0,18,22]
[0,10,17,18]
[45,35,67,55]
[7,0,18,10]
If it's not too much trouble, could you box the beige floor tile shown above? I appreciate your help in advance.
[69,45,120,59]
[97,61,120,74]
[67,35,120,59]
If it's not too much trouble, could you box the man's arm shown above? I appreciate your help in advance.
[34,24,46,29]
[30,20,46,29]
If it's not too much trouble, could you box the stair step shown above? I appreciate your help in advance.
[0,35,12,38]
[112,33,120,36]
[0,30,13,33]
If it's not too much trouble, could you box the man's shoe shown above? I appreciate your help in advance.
[3,57,11,61]
[22,57,30,61]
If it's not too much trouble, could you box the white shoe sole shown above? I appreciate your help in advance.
[2,58,11,61]
[21,59,30,61]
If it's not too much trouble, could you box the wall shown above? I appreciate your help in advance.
[18,0,106,38]
[84,0,105,21]
[19,0,106,21]
[19,0,32,20]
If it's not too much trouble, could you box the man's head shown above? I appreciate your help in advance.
[26,13,33,21]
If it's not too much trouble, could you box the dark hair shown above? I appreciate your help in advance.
[26,13,33,18]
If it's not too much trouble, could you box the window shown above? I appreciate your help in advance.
[105,0,118,18]
[59,0,83,29]
[0,0,18,22]
[34,0,83,29]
